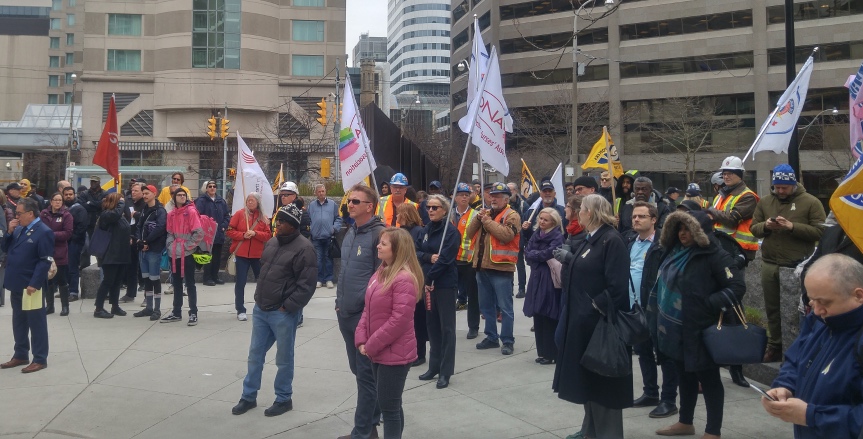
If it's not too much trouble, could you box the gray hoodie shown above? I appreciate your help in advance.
[336,216,385,318]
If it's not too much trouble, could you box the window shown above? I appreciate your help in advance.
[48,95,58,104]
[48,75,59,87]
[52,0,62,11]
[64,92,72,103]
[292,55,323,76]
[293,0,324,6]
[49,56,60,67]
[107,49,142,71]
[65,53,74,66]
[50,18,61,29]
[65,72,74,85]
[67,13,75,26]
[68,0,75,6]
[66,33,74,45]
[767,1,863,23]
[108,14,142,36]
[192,0,241,69]
[49,37,60,49]
[292,20,324,41]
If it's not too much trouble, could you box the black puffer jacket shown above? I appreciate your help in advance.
[137,201,167,253]
[97,205,131,266]
[254,230,317,312]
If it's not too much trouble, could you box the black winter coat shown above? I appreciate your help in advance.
[559,229,587,293]
[416,219,459,289]
[255,231,317,312]
[137,202,168,253]
[552,224,633,409]
[97,205,131,266]
[194,195,230,244]
[67,200,89,245]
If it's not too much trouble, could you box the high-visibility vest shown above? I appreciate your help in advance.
[377,196,417,227]
[455,208,478,263]
[712,189,760,251]
[487,207,520,264]
[700,199,709,209]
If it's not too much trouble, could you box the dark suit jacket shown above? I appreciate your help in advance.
[2,219,54,291]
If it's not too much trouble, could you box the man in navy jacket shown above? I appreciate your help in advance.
[1,198,54,373]
[195,180,230,286]
[763,253,863,439]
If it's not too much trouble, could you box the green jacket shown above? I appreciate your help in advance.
[751,184,826,266]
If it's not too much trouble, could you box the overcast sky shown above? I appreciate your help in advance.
[345,0,388,64]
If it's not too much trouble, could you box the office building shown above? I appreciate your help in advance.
[388,0,451,96]
[352,33,387,66]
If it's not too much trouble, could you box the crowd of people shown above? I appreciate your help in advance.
[1,157,862,439]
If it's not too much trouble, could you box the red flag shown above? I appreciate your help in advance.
[93,94,119,179]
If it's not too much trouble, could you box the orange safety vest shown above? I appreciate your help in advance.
[455,208,478,263]
[712,189,760,251]
[487,207,520,264]
[377,196,417,227]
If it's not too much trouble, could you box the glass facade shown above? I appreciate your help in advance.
[192,0,241,69]
[294,0,324,6]
[620,10,753,41]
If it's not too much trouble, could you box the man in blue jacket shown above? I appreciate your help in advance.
[309,183,342,289]
[763,253,863,439]
[195,180,230,286]
[0,198,54,373]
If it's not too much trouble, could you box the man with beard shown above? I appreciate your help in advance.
[618,176,671,234]
[5,182,21,213]
[613,170,638,215]
[62,186,88,302]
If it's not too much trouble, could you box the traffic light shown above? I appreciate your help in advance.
[316,98,328,126]
[207,116,217,140]
[321,158,331,178]
[220,118,229,139]
[338,103,343,120]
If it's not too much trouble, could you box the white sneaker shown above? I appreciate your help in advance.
[326,281,334,289]
[316,282,322,288]
[237,313,247,321]
[165,285,174,295]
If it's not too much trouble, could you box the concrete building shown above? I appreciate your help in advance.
[0,1,52,121]
[388,0,451,97]
[351,33,387,67]
[450,0,861,200]
[72,0,346,194]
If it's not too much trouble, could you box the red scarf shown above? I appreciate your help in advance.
[566,219,583,237]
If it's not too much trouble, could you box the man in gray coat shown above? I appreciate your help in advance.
[232,204,317,418]
[336,184,385,439]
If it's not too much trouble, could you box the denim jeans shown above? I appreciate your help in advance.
[634,337,679,403]
[241,304,299,403]
[139,250,161,280]
[372,363,410,439]
[67,241,83,295]
[312,238,334,282]
[476,270,515,345]
[234,256,261,314]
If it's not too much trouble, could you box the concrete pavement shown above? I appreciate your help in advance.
[0,282,792,438]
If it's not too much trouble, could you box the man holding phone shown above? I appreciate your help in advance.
[761,254,863,438]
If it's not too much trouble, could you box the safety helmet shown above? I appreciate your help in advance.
[489,181,510,195]
[719,156,744,172]
[710,172,723,185]
[279,181,298,194]
[192,252,212,265]
[455,182,471,194]
[389,173,408,186]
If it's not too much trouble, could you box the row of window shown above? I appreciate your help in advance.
[403,3,449,14]
[48,53,74,68]
[49,15,74,29]
[47,93,73,105]
[0,6,50,16]
[388,42,451,61]
[51,0,75,10]
[47,73,75,88]
[392,69,449,85]
[192,0,241,69]
[766,1,863,23]
[767,40,863,66]
[391,55,451,73]
[98,49,325,76]
[620,51,753,79]
[498,27,608,55]
[402,16,450,28]
[48,34,74,48]
[620,10,753,41]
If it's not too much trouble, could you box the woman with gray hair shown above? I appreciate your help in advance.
[226,192,273,321]
[523,207,565,365]
[552,194,632,439]
[415,193,460,389]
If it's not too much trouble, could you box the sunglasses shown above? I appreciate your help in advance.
[347,198,371,205]
[600,178,610,182]
[172,178,182,182]
[426,205,441,211]
[632,214,651,219]
[207,185,216,188]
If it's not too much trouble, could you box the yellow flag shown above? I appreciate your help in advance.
[581,129,623,178]
[829,156,863,252]
[271,164,284,192]
[520,159,539,198]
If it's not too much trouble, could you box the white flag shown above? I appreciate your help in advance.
[232,132,275,217]
[466,18,489,108]
[339,71,377,191]
[457,48,513,176]
[750,56,815,156]
[528,163,565,212]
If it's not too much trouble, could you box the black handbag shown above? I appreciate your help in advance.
[581,291,631,377]
[617,278,650,346]
[702,291,768,365]
[88,220,111,259]
[328,238,341,259]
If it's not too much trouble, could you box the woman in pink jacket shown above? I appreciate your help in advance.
[355,227,423,439]
[163,188,204,326]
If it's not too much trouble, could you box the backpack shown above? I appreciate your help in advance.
[713,230,748,269]
[198,215,218,253]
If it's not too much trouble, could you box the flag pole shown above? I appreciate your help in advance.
[604,126,616,203]
[238,133,250,229]
[222,103,228,199]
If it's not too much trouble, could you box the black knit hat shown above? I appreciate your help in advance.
[276,204,301,229]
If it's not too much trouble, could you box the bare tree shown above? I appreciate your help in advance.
[638,96,738,182]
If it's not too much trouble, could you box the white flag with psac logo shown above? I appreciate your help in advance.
[458,47,513,176]
[232,132,275,216]
[750,56,814,156]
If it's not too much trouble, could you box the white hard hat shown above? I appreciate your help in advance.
[279,181,298,193]
[719,156,744,172]
[711,172,723,185]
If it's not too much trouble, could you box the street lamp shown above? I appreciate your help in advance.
[571,0,615,170]
[797,107,838,147]
[65,72,77,180]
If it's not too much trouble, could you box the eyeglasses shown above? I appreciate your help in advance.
[207,185,217,188]
[347,198,371,205]
[14,211,26,217]
[426,205,441,211]
[280,193,295,197]
[631,214,651,219]
[172,178,182,182]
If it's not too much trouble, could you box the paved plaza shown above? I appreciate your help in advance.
[0,282,792,439]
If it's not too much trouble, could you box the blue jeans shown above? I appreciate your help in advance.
[67,241,83,295]
[241,304,299,403]
[476,270,515,345]
[234,256,261,314]
[312,238,334,282]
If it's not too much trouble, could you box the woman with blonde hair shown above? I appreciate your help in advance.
[523,207,565,365]
[226,192,273,321]
[355,227,423,439]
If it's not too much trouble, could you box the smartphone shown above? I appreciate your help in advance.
[769,217,777,222]
[749,383,776,401]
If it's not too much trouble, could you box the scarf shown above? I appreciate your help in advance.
[566,219,583,237]
[650,244,693,361]
[20,179,31,197]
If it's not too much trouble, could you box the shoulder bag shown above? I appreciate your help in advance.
[616,277,650,346]
[546,258,562,289]
[328,237,341,259]
[702,290,767,365]
[581,291,631,377]
[88,220,111,259]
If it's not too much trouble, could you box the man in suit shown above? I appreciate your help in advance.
[1,197,54,373]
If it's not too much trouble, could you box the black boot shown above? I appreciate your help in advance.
[59,285,69,316]
[45,283,56,315]
[730,365,749,387]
